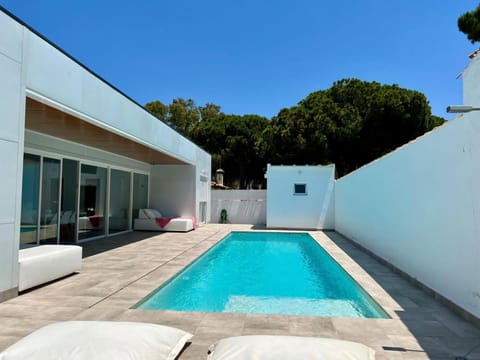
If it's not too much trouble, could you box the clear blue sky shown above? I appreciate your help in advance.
[1,0,478,119]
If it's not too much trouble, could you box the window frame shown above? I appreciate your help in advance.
[293,183,307,196]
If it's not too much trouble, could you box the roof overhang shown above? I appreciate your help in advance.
[25,97,188,165]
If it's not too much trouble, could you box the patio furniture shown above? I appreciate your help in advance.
[134,208,195,232]
[0,321,193,360]
[18,245,82,291]
[207,335,375,360]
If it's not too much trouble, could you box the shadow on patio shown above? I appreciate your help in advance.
[323,231,480,359]
[80,231,170,258]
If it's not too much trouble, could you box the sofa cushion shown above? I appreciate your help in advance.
[140,209,163,219]
[207,335,375,360]
[0,321,193,360]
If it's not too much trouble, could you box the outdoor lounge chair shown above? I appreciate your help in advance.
[207,335,375,360]
[18,245,82,291]
[0,321,193,360]
[134,208,196,232]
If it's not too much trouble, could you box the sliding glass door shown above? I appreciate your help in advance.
[39,158,61,245]
[60,159,78,244]
[109,169,131,234]
[20,153,149,245]
[20,154,41,248]
[78,164,107,240]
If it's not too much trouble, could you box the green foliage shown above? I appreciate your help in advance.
[458,4,480,43]
[199,103,222,121]
[146,98,214,138]
[145,100,168,121]
[260,79,445,176]
[430,115,446,128]
[191,114,269,188]
[167,98,200,137]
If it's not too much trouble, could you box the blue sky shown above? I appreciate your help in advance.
[1,1,478,119]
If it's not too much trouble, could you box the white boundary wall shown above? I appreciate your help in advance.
[211,190,266,224]
[266,165,335,229]
[335,116,480,319]
[464,56,480,107]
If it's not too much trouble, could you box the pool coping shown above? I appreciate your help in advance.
[133,230,394,319]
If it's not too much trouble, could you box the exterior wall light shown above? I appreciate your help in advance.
[446,105,480,113]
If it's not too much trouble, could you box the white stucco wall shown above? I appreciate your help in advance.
[149,165,196,218]
[211,190,266,224]
[335,116,480,319]
[463,56,480,107]
[0,11,25,296]
[195,147,211,223]
[266,165,335,229]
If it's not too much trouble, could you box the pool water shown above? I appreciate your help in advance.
[136,232,388,318]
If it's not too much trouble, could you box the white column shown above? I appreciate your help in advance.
[0,11,25,300]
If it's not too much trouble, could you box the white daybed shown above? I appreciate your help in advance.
[134,209,195,232]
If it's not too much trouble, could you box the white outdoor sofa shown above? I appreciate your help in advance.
[18,245,82,292]
[134,209,195,232]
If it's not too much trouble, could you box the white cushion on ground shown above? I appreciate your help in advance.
[207,335,375,360]
[0,321,193,360]
[18,245,82,291]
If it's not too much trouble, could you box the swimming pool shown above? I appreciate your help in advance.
[136,232,388,318]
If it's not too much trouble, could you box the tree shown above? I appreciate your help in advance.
[146,99,223,139]
[191,114,269,188]
[145,100,168,122]
[167,98,200,137]
[199,103,222,121]
[261,79,445,176]
[458,4,480,43]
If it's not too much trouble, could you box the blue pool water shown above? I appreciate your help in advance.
[137,232,388,318]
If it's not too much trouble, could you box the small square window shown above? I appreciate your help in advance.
[294,183,307,195]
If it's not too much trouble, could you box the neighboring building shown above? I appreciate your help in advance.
[0,8,211,301]
[266,164,335,230]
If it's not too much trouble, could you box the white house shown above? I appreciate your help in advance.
[0,8,211,301]
[266,164,335,230]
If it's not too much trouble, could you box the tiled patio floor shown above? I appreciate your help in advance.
[0,224,479,359]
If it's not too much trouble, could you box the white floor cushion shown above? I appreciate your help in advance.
[0,321,193,360]
[207,335,375,360]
